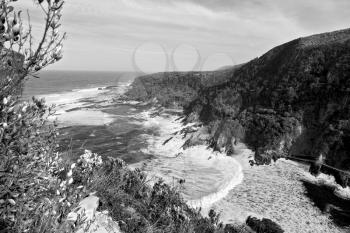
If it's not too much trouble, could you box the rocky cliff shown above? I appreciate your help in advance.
[126,28,350,187]
[125,66,241,107]
[185,28,350,186]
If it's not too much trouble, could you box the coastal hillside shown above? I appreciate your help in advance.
[125,66,241,107]
[127,28,350,187]
[185,28,350,187]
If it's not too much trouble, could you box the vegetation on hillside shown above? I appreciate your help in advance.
[125,68,238,107]
[78,157,242,233]
[183,29,350,187]
[0,0,81,232]
[126,29,350,188]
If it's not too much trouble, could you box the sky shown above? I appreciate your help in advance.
[16,0,350,73]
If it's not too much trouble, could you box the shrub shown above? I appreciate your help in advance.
[88,157,245,233]
[0,96,89,232]
[0,0,78,232]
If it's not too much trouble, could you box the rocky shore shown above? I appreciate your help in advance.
[126,28,350,188]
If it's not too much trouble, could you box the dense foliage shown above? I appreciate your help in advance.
[125,68,238,107]
[184,29,350,187]
[88,157,255,233]
[127,29,350,187]
[0,0,80,232]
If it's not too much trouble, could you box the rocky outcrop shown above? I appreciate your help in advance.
[67,194,122,233]
[246,216,284,233]
[183,28,350,187]
[125,66,240,107]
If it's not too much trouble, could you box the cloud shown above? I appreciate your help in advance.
[11,0,350,72]
[270,0,350,31]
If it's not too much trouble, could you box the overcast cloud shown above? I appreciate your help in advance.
[16,0,350,72]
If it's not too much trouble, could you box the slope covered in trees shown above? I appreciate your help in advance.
[125,66,241,107]
[184,28,350,187]
[126,28,350,187]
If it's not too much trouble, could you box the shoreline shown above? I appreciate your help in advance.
[131,108,247,211]
[212,152,350,232]
[40,82,350,232]
[187,154,244,211]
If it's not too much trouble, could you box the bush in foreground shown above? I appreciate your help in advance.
[80,156,250,233]
[0,0,73,231]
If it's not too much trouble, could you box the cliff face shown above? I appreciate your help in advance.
[125,67,240,107]
[185,28,350,186]
[126,29,350,187]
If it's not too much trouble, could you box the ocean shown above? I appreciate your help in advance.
[23,70,348,233]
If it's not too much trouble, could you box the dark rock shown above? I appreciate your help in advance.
[224,224,239,233]
[246,216,284,233]
[309,163,322,176]
[162,137,173,145]
[302,180,350,227]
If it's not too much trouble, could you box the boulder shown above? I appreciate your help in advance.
[246,216,284,233]
[68,193,122,233]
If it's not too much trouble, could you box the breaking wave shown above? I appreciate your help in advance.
[39,85,127,126]
[133,108,244,210]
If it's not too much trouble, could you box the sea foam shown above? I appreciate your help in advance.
[134,108,245,211]
[41,86,118,126]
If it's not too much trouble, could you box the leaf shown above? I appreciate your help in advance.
[8,199,16,205]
